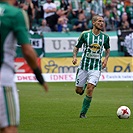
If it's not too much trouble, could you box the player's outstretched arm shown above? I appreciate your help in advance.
[21,44,48,92]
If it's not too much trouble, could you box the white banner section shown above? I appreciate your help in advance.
[14,73,133,82]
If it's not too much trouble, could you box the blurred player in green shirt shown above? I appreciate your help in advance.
[0,0,48,132]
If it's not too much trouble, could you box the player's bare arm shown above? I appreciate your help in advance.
[21,44,48,92]
[102,48,110,69]
[72,46,79,65]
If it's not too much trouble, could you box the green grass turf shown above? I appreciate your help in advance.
[17,81,133,133]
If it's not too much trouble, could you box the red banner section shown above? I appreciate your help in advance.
[14,58,40,73]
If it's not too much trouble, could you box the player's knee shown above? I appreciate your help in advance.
[87,87,93,92]
[86,85,95,96]
[75,87,83,95]
[75,88,79,94]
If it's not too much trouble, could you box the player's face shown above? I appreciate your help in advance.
[93,17,104,30]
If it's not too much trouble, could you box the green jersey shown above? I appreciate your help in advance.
[0,2,30,69]
[75,30,110,71]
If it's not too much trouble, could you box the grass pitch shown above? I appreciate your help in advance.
[18,81,133,133]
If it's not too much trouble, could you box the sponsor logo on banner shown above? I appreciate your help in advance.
[16,34,117,57]
[45,36,117,53]
[103,57,133,72]
[30,38,43,48]
[14,57,133,74]
[99,72,133,81]
[16,39,43,49]
[14,58,40,73]
[14,73,75,82]
[41,57,133,73]
[45,38,80,53]
[41,58,79,73]
[14,73,133,82]
[16,74,36,81]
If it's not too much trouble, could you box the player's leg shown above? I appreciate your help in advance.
[80,83,94,118]
[0,84,20,133]
[80,70,101,118]
[75,69,87,95]
[76,83,87,95]
[1,126,18,133]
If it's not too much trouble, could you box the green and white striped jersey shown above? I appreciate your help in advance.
[75,30,110,71]
[0,2,30,69]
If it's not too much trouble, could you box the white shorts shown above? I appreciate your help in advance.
[0,84,20,128]
[0,64,20,128]
[75,68,101,87]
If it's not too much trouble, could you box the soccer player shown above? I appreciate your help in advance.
[0,0,48,133]
[72,15,110,118]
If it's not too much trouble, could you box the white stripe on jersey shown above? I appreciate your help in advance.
[93,35,100,69]
[87,33,91,70]
[101,34,105,56]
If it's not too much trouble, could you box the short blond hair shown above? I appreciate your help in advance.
[92,15,102,22]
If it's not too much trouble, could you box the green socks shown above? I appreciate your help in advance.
[80,95,92,114]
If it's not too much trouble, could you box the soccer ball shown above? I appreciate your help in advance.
[117,106,131,119]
